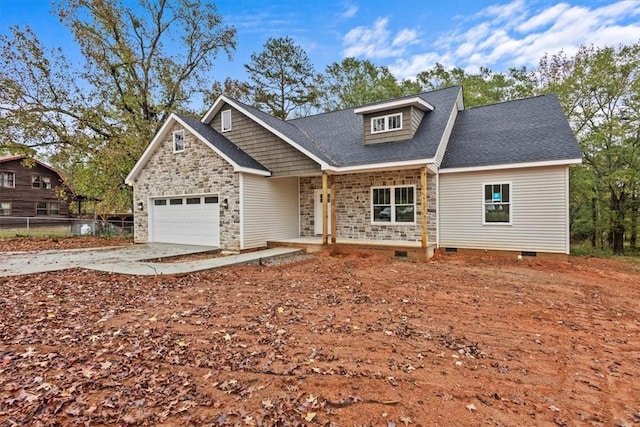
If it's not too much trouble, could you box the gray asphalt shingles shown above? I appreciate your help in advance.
[289,86,462,166]
[176,114,269,172]
[180,88,580,172]
[441,94,582,169]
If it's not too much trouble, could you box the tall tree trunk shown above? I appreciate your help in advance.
[591,197,597,248]
[610,190,626,255]
[631,191,638,249]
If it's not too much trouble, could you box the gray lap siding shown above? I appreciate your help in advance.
[300,169,436,243]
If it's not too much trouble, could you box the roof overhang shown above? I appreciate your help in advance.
[323,158,436,174]
[125,113,270,185]
[353,97,434,115]
[202,95,331,169]
[439,158,583,174]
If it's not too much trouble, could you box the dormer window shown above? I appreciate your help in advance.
[371,113,402,134]
[173,130,185,153]
[221,109,232,132]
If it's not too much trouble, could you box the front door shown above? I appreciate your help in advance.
[314,189,331,235]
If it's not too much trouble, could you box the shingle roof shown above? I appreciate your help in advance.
[441,94,582,169]
[289,86,462,167]
[176,114,269,172]
[226,100,338,165]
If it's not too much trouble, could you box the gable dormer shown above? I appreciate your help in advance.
[354,97,434,145]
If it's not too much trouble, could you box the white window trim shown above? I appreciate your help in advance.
[370,112,403,134]
[173,130,185,153]
[482,182,512,226]
[370,184,416,225]
[1,171,15,188]
[221,109,232,132]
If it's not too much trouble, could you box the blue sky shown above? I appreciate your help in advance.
[1,0,639,82]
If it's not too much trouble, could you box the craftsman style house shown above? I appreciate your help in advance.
[0,155,73,219]
[126,86,582,258]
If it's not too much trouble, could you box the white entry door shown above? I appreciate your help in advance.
[314,189,332,235]
[149,195,220,246]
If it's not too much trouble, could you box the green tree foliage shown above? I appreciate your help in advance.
[244,37,321,120]
[320,57,421,110]
[537,43,640,254]
[0,0,236,214]
[416,63,535,107]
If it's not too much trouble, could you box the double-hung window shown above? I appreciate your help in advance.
[173,130,185,153]
[371,113,402,134]
[372,185,415,224]
[0,202,11,216]
[484,183,511,224]
[1,172,15,188]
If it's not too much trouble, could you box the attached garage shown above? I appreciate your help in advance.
[149,194,220,246]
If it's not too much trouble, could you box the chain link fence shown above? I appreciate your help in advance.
[0,216,133,236]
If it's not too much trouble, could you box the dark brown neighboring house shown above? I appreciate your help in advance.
[0,155,73,218]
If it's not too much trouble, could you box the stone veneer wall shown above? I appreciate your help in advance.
[300,169,436,243]
[132,122,241,250]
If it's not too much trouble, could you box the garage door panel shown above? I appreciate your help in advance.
[150,195,219,246]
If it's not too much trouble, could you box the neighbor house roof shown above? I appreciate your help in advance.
[0,154,76,194]
[441,94,583,171]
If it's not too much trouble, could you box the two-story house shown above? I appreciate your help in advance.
[0,155,73,220]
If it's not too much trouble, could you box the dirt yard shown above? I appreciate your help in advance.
[1,241,639,426]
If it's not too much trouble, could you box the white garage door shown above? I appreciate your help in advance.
[149,195,220,246]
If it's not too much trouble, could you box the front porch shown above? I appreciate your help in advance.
[267,237,437,261]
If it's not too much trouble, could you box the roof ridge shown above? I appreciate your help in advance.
[462,94,554,110]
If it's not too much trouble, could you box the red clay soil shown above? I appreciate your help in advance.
[0,236,132,252]
[0,248,639,426]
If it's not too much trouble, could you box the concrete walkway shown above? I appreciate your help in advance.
[83,247,302,275]
[0,243,302,277]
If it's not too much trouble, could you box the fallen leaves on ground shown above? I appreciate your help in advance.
[1,250,639,425]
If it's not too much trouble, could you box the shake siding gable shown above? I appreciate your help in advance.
[241,174,299,249]
[363,107,414,144]
[210,104,320,176]
[439,166,570,253]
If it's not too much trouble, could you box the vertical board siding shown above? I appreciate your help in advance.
[242,174,299,249]
[211,104,320,176]
[439,166,569,253]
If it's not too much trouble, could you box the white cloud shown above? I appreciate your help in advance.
[388,0,640,80]
[392,28,420,47]
[341,5,358,19]
[342,17,420,59]
[517,3,571,33]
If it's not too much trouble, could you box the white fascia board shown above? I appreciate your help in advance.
[439,158,583,174]
[215,97,330,169]
[125,113,180,185]
[201,95,230,124]
[125,113,271,185]
[354,97,435,115]
[324,158,435,174]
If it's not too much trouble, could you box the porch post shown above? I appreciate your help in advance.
[330,174,337,244]
[421,166,427,249]
[322,172,328,245]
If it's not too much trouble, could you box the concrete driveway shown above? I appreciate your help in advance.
[0,243,218,277]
